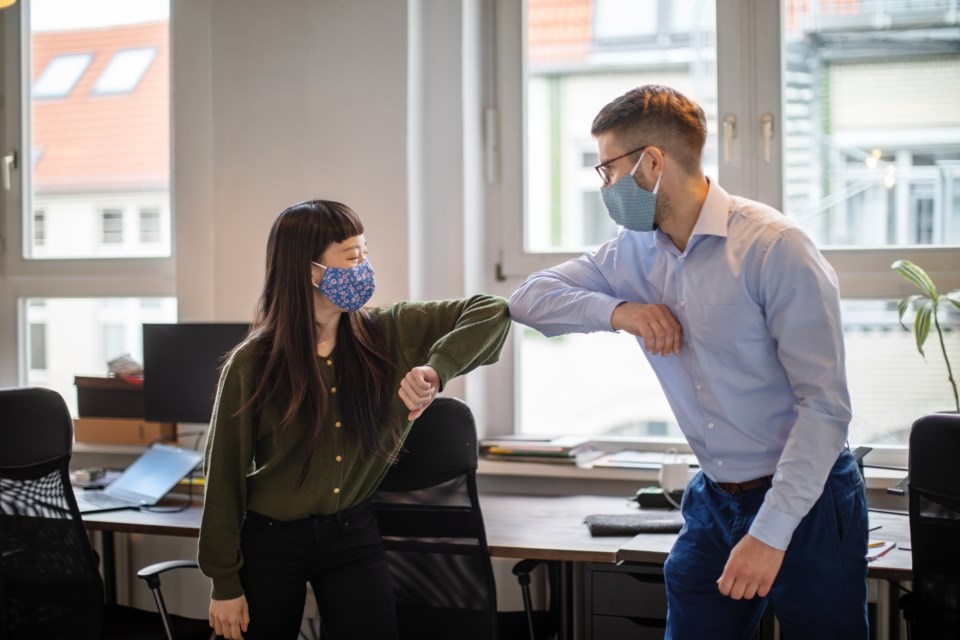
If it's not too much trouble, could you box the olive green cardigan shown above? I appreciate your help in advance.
[198,295,511,599]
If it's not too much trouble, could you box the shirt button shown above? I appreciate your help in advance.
[716,460,724,467]
[679,300,686,307]
[326,359,333,366]
[678,257,685,263]
[333,487,340,494]
[330,387,337,393]
[335,421,342,428]
[696,383,703,391]
[707,422,715,429]
[335,455,343,462]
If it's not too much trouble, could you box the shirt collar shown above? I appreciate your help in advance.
[653,178,730,251]
[690,177,729,239]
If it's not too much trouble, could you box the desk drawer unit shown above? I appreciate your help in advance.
[586,563,667,639]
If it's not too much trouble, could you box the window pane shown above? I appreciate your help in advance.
[100,208,123,244]
[29,0,171,259]
[517,327,682,439]
[516,299,957,446]
[139,207,161,243]
[23,297,177,417]
[524,0,718,252]
[782,1,960,247]
[92,47,157,94]
[845,300,959,446]
[32,53,92,98]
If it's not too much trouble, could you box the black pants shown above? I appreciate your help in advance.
[238,500,398,640]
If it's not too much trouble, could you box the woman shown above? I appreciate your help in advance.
[199,200,511,640]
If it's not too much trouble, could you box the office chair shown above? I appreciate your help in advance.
[898,412,960,639]
[372,396,537,640]
[0,386,213,640]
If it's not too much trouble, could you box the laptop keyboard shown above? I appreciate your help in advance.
[76,491,134,509]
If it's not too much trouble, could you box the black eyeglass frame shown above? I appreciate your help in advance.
[594,145,648,186]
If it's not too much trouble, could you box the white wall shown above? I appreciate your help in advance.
[173,0,409,324]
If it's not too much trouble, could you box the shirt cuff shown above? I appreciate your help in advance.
[748,502,802,551]
[425,353,457,391]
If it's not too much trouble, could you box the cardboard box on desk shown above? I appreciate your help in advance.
[74,376,144,419]
[74,417,175,445]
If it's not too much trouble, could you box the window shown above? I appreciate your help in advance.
[495,0,960,450]
[92,47,156,94]
[521,0,718,254]
[1,1,174,404]
[33,210,45,247]
[32,53,91,98]
[29,323,47,371]
[139,207,161,243]
[100,208,123,244]
[27,0,171,259]
[23,297,177,417]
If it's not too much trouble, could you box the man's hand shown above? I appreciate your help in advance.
[399,365,440,420]
[209,595,249,639]
[716,534,785,600]
[611,302,682,356]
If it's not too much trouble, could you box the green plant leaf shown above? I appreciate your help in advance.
[892,259,938,299]
[914,304,932,357]
[896,294,923,330]
[945,290,960,311]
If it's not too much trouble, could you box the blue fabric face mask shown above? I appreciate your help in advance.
[312,259,376,312]
[601,152,662,232]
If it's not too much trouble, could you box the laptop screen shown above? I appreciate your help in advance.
[106,444,203,504]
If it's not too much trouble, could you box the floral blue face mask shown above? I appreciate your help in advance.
[601,152,662,232]
[311,259,376,312]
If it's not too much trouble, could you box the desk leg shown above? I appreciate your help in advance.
[100,530,116,605]
[558,561,573,640]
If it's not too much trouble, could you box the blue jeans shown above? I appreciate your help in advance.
[664,450,868,640]
[237,500,398,640]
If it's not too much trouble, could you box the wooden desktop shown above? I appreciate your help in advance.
[83,494,911,639]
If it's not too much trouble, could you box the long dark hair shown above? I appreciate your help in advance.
[239,200,397,485]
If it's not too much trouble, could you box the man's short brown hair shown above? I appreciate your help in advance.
[591,85,707,175]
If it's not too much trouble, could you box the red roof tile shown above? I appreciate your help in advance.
[32,21,169,194]
[528,0,592,65]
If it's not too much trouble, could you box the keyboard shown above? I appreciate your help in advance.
[75,491,134,510]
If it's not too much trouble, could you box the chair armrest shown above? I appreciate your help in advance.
[137,559,200,580]
[512,559,546,586]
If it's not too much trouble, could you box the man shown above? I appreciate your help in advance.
[508,85,868,639]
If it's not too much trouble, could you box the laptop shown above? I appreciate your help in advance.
[73,443,203,513]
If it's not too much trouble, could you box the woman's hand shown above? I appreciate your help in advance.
[209,595,249,639]
[399,365,440,420]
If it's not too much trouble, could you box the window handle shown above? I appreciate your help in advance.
[2,150,17,191]
[722,114,736,163]
[761,114,774,163]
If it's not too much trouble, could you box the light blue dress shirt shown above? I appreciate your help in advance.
[508,180,852,550]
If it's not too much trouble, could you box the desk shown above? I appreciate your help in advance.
[82,497,913,638]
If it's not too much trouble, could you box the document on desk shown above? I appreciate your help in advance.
[591,450,699,470]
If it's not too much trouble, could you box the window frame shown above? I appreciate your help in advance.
[0,1,174,388]
[489,0,960,461]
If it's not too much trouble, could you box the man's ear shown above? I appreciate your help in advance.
[645,146,665,172]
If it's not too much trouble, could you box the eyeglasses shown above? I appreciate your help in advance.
[594,145,648,186]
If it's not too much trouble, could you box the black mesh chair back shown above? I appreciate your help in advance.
[0,387,105,638]
[905,412,960,638]
[372,397,499,640]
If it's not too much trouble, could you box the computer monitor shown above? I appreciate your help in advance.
[142,323,249,424]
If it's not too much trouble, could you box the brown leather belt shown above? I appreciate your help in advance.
[714,475,774,495]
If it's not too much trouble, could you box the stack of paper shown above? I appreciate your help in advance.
[480,435,598,465]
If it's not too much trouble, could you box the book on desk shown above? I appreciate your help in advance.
[480,435,599,465]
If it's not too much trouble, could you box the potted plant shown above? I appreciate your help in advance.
[892,259,960,412]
